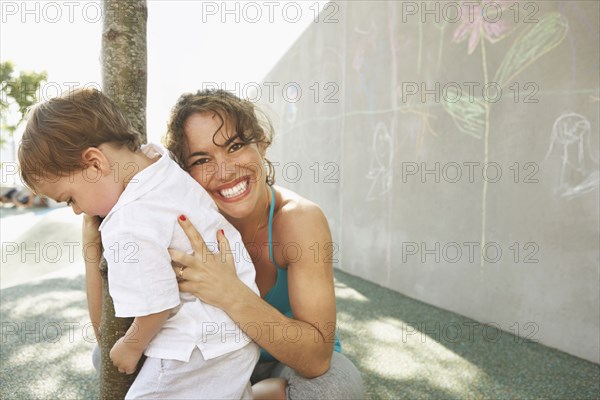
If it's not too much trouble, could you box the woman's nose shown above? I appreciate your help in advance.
[216,158,238,181]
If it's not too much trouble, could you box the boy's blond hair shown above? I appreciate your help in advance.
[18,88,142,191]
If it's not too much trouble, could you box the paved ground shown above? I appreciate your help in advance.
[1,206,599,399]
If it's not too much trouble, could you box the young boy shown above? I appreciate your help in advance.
[18,88,259,399]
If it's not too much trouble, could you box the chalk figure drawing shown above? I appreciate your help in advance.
[354,17,394,201]
[546,112,599,198]
[366,122,393,201]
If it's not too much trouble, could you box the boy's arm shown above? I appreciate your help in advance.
[110,309,171,374]
[82,215,103,342]
[101,209,183,374]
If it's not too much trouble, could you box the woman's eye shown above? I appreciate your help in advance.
[229,143,245,152]
[190,158,210,167]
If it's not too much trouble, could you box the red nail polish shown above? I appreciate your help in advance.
[179,215,187,221]
[219,229,224,236]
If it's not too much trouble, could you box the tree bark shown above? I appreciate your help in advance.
[99,1,147,399]
[102,0,147,137]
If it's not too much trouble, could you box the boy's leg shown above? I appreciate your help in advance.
[251,360,287,400]
[92,345,100,373]
[126,344,259,400]
[252,377,287,400]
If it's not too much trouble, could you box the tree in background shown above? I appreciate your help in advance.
[0,61,46,158]
[98,1,147,399]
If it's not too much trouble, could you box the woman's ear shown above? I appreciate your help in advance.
[81,147,111,176]
[258,142,268,157]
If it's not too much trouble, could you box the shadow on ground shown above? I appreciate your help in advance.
[0,274,99,399]
[334,270,600,399]
[1,265,598,399]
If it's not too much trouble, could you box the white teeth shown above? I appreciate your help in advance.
[219,180,248,198]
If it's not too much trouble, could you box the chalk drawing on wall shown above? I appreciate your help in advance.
[400,95,439,154]
[442,93,486,139]
[300,47,345,163]
[545,112,599,198]
[452,0,516,56]
[445,8,569,267]
[352,16,382,116]
[366,122,394,201]
[434,20,448,73]
[445,10,568,139]
[354,12,396,203]
[273,40,344,163]
[353,18,378,70]
[493,12,569,87]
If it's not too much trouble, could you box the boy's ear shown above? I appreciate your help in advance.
[81,147,111,175]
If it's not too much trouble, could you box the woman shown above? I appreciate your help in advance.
[165,89,363,399]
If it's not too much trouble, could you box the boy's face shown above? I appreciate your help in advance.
[36,165,121,218]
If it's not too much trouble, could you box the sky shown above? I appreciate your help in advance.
[0,0,327,174]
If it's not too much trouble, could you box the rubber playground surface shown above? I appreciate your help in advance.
[1,206,598,399]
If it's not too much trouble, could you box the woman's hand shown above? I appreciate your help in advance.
[170,205,336,378]
[169,215,248,310]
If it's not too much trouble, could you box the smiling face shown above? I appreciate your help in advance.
[183,112,268,219]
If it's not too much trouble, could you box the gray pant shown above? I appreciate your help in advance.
[251,352,364,400]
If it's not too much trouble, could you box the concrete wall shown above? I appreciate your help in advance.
[259,1,600,363]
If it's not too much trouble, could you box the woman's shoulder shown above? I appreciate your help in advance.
[272,186,330,241]
[274,185,325,217]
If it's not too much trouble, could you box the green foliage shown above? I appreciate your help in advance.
[0,61,47,143]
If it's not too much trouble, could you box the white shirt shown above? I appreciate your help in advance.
[99,143,258,361]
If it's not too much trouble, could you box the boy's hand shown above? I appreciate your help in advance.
[109,311,170,374]
[82,214,102,243]
[110,337,144,374]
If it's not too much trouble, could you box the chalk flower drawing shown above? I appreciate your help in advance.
[452,0,514,55]
[447,5,568,265]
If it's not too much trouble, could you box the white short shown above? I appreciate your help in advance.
[125,343,259,400]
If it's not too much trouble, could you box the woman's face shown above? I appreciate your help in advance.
[183,112,267,219]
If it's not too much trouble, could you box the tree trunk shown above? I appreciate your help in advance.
[99,1,147,399]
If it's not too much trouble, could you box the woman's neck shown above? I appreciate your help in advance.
[228,183,272,242]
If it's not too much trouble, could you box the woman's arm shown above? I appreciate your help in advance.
[82,215,103,342]
[170,208,336,378]
[277,205,337,375]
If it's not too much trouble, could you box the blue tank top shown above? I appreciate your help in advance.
[259,185,341,361]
